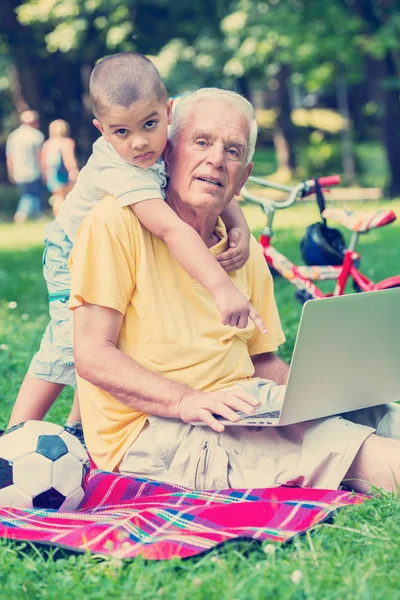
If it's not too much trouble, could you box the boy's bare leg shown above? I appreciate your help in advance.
[65,390,81,425]
[344,433,400,493]
[8,374,65,428]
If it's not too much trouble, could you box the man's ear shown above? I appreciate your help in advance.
[235,161,253,197]
[167,98,173,125]
[93,119,105,136]
[163,139,173,176]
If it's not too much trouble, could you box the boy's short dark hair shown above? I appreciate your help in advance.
[90,53,167,119]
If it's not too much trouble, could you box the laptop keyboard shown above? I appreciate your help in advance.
[215,410,281,421]
[240,410,281,420]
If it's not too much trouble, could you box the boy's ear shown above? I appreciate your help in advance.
[167,98,173,125]
[93,119,104,135]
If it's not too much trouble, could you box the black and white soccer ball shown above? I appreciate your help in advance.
[0,420,90,511]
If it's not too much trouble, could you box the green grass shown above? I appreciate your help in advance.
[1,203,400,598]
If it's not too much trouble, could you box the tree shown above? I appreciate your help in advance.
[1,0,45,113]
[2,0,400,194]
[349,0,400,196]
[218,0,364,179]
[1,0,230,158]
[219,0,400,194]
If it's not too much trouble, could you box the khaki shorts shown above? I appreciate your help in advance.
[119,380,400,490]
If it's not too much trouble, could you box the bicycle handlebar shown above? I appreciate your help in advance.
[318,175,341,187]
[241,175,341,213]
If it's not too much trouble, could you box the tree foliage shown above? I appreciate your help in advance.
[1,0,400,192]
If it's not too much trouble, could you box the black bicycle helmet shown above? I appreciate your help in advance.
[300,222,345,266]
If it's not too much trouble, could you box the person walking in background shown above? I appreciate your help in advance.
[41,119,79,216]
[6,110,45,223]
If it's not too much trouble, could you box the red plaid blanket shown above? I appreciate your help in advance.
[0,469,366,560]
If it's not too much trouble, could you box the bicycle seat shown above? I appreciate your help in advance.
[322,208,396,232]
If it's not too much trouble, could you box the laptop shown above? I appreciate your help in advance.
[215,287,400,427]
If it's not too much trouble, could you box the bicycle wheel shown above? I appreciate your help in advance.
[382,284,400,290]
[353,282,400,293]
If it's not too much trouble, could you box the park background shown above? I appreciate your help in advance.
[1,0,400,208]
[1,1,400,598]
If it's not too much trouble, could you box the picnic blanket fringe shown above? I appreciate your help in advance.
[0,469,366,560]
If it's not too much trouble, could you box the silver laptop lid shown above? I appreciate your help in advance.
[279,288,400,426]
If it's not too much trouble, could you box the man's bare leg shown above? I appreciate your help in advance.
[344,433,400,493]
[8,374,65,427]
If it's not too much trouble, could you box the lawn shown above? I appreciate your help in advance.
[1,200,400,599]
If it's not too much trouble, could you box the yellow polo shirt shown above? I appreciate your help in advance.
[69,195,285,471]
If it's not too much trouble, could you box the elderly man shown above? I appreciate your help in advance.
[70,88,400,494]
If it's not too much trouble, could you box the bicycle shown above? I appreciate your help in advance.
[242,175,400,303]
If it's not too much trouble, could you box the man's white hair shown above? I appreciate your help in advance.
[169,88,258,164]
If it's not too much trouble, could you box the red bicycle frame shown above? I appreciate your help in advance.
[243,176,400,300]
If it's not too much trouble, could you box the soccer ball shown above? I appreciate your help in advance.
[0,420,90,511]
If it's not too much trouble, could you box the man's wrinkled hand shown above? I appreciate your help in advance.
[179,388,261,432]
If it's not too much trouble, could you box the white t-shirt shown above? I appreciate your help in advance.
[6,125,44,183]
[57,136,167,242]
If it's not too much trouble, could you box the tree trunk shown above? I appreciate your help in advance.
[351,0,400,196]
[366,54,400,197]
[273,63,296,178]
[236,76,251,101]
[78,61,97,160]
[381,54,400,197]
[336,70,356,185]
[9,64,28,114]
[1,0,43,113]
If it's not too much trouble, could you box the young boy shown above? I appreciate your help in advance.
[8,53,266,439]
